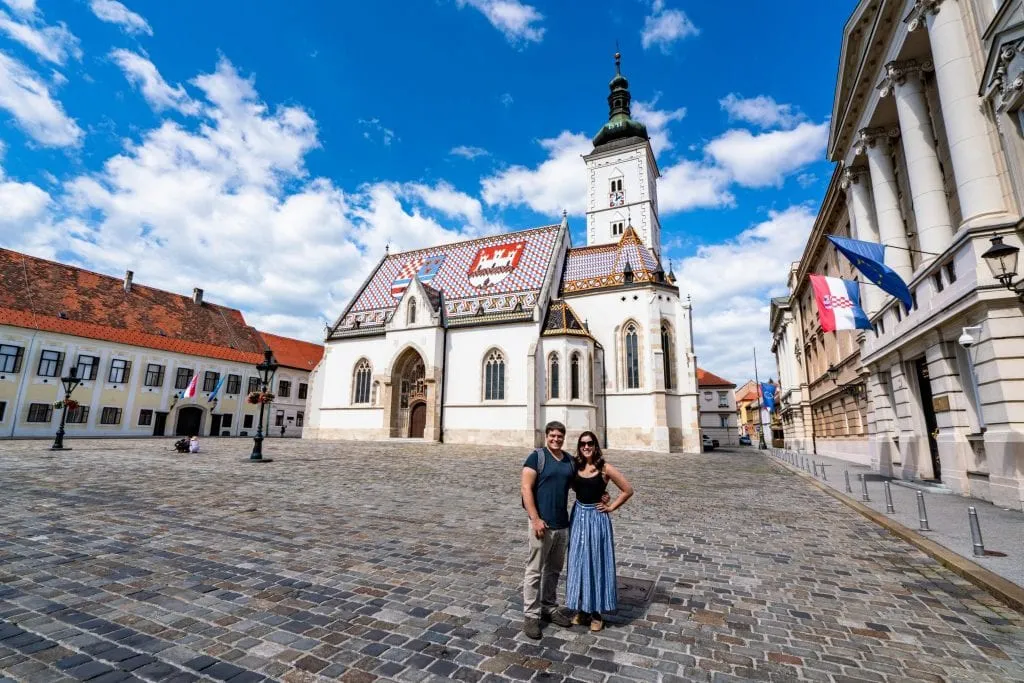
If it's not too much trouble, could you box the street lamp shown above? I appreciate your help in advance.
[249,348,278,462]
[50,367,82,450]
[826,363,839,384]
[981,235,1023,299]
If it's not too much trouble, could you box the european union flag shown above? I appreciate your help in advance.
[828,235,913,310]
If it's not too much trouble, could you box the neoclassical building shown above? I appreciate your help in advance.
[775,0,1024,510]
[306,56,701,452]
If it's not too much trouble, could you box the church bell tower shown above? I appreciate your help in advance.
[583,53,662,257]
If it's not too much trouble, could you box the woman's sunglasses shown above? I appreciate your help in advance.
[579,441,595,448]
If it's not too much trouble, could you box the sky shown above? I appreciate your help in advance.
[0,0,857,385]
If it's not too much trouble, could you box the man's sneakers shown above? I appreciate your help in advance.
[523,617,542,640]
[547,608,573,628]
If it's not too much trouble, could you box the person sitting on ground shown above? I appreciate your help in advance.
[188,435,200,453]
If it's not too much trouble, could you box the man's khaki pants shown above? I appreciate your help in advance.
[523,525,568,620]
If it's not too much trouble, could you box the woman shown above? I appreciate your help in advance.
[565,431,633,631]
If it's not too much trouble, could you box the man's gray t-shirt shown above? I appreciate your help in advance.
[524,448,575,529]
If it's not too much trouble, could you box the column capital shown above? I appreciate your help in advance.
[904,0,945,32]
[878,59,934,97]
[853,126,900,156]
[840,165,870,190]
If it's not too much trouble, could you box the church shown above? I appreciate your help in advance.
[306,55,700,452]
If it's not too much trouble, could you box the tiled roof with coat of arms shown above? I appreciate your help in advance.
[332,224,565,334]
[560,226,665,294]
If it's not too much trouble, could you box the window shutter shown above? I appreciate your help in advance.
[55,352,65,376]
[123,360,132,383]
[13,347,23,373]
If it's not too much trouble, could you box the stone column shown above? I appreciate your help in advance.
[908,0,1004,225]
[880,60,954,264]
[840,165,885,315]
[856,128,914,282]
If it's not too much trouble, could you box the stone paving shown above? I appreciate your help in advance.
[0,438,1022,683]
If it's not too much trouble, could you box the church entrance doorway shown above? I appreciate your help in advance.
[409,402,426,438]
[390,348,427,438]
[175,406,203,436]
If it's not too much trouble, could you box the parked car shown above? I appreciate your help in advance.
[738,435,752,446]
[702,434,715,452]
[712,438,720,448]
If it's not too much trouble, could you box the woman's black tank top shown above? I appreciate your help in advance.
[574,471,607,504]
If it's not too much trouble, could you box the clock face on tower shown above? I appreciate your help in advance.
[609,190,625,207]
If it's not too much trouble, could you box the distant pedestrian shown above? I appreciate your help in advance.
[565,430,633,632]
[188,436,200,453]
[280,425,286,437]
[520,421,575,639]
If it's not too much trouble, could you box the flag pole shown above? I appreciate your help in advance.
[753,346,767,450]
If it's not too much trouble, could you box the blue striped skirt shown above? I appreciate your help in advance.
[565,502,617,614]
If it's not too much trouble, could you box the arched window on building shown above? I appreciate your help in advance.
[353,359,372,404]
[484,349,505,401]
[548,353,560,400]
[570,352,581,400]
[660,322,674,390]
[408,298,417,325]
[624,323,640,389]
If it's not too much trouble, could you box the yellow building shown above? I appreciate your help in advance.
[0,249,322,439]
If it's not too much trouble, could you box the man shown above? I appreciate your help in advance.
[521,421,575,639]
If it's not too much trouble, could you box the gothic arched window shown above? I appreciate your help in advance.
[484,349,505,401]
[548,353,559,400]
[352,359,372,404]
[625,323,640,389]
[408,298,417,325]
[570,352,581,400]
[661,322,674,391]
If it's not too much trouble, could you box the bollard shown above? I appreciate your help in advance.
[844,469,852,493]
[820,465,828,482]
[916,491,930,531]
[883,481,895,513]
[968,506,985,556]
[860,473,870,502]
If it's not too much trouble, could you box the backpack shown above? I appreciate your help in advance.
[521,447,548,509]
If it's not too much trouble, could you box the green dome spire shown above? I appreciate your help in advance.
[593,52,649,148]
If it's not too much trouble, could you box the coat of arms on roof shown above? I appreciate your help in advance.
[468,241,526,288]
[392,255,445,298]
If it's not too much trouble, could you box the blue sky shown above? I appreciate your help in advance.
[0,0,855,384]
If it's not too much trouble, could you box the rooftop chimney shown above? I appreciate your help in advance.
[193,287,204,305]
[123,270,133,293]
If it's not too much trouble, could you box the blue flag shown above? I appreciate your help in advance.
[760,382,778,413]
[207,375,226,402]
[828,236,912,310]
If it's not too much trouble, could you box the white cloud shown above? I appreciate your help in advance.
[641,2,698,53]
[0,50,82,146]
[88,0,152,36]
[674,204,815,383]
[704,121,828,188]
[358,117,396,145]
[797,172,817,188]
[456,0,544,45]
[450,145,489,159]
[480,130,590,216]
[500,92,513,107]
[658,160,734,213]
[0,9,80,65]
[2,56,485,345]
[1,0,36,17]
[632,95,685,156]
[110,49,198,114]
[719,93,804,130]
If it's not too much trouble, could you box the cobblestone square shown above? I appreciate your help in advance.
[1,439,1022,682]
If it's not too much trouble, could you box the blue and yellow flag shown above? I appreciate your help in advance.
[828,235,912,310]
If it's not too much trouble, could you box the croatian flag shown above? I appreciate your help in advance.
[810,275,872,332]
[183,373,199,399]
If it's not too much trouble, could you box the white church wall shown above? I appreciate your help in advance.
[441,321,537,446]
[308,336,390,439]
[538,336,597,439]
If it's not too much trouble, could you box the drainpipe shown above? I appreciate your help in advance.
[438,290,448,443]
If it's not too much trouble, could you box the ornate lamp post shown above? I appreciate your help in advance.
[248,349,278,462]
[981,235,1023,301]
[826,364,839,384]
[50,367,82,450]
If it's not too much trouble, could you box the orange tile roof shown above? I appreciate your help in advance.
[737,388,759,403]
[697,367,735,388]
[259,331,323,371]
[0,248,297,366]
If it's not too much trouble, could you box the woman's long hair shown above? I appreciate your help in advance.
[574,431,605,472]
